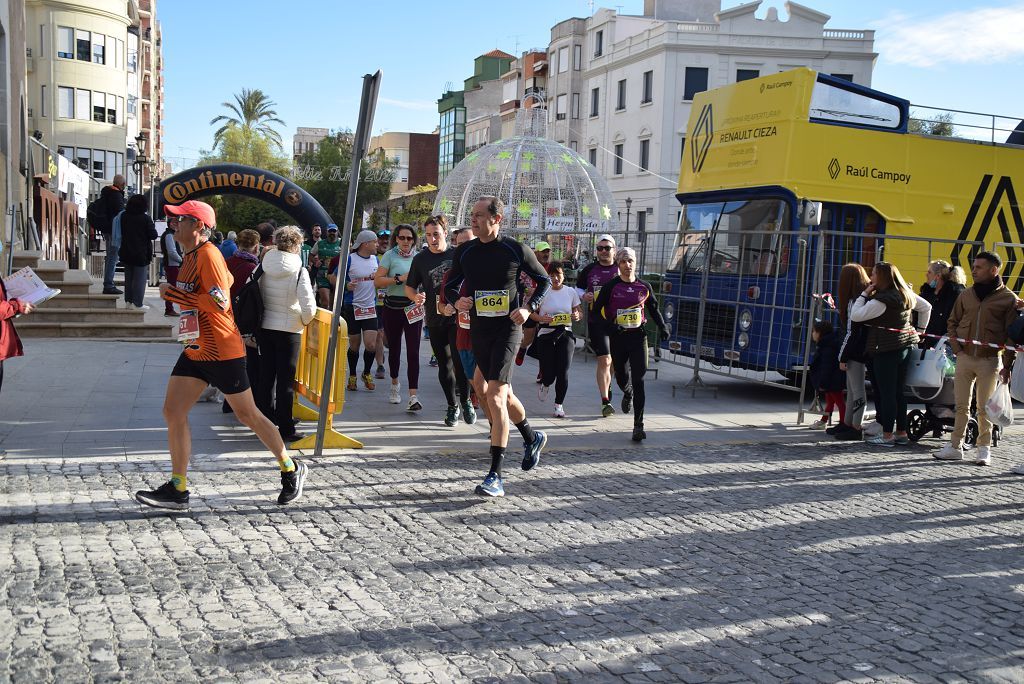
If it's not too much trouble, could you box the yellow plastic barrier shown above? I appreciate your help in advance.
[290,307,363,450]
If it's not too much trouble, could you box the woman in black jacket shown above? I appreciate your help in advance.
[117,194,158,309]
[918,260,966,348]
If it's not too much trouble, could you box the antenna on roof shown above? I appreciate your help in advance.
[443,80,453,93]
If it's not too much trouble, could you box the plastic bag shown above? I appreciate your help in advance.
[985,382,1014,428]
[934,338,956,378]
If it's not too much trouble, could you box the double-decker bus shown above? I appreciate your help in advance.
[663,68,1024,380]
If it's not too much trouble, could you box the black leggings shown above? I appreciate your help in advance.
[427,323,468,407]
[381,306,422,388]
[610,329,648,422]
[536,331,574,404]
[255,328,301,435]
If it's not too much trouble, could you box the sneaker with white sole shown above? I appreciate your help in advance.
[552,404,566,418]
[974,445,991,466]
[389,384,401,404]
[864,433,894,447]
[932,443,964,461]
[808,418,828,430]
[538,384,550,403]
[407,396,422,411]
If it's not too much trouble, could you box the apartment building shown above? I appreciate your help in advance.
[549,0,876,255]
[367,131,439,198]
[25,0,164,191]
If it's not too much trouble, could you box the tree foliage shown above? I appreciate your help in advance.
[293,130,395,229]
[909,111,955,137]
[210,88,286,150]
[198,125,293,232]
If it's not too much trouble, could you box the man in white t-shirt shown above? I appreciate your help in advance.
[330,229,380,391]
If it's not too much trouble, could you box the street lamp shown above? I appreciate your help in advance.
[132,132,148,194]
[624,196,633,248]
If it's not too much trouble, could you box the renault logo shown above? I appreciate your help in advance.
[691,104,714,173]
[828,158,841,180]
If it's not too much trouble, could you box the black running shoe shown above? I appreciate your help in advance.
[834,428,863,441]
[136,481,189,510]
[621,388,633,414]
[631,423,647,442]
[278,459,308,505]
[445,404,461,427]
[522,430,547,471]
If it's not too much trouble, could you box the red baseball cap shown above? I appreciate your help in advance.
[165,200,216,229]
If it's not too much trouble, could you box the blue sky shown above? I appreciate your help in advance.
[161,0,1024,172]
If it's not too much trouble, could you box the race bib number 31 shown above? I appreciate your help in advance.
[474,289,510,317]
[354,305,376,321]
[616,307,643,329]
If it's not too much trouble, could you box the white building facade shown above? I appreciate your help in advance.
[550,0,876,262]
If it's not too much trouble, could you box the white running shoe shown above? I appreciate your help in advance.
[133,303,151,311]
[808,418,828,430]
[862,421,883,437]
[932,443,964,461]
[389,384,401,404]
[538,384,550,403]
[552,404,566,418]
[407,396,422,412]
[1012,463,1024,475]
[975,445,991,466]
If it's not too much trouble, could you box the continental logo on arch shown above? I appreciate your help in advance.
[163,170,287,204]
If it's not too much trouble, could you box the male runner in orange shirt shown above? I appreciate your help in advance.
[135,200,307,510]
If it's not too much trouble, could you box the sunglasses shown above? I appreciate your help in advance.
[596,245,613,252]
[396,235,415,241]
[169,215,198,224]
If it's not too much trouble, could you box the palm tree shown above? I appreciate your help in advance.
[209,88,286,150]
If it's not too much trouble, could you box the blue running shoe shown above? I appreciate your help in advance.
[475,472,504,497]
[522,430,547,471]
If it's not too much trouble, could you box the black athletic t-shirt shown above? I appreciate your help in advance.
[405,247,455,328]
[444,236,551,332]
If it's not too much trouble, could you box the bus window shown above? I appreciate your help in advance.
[670,199,791,276]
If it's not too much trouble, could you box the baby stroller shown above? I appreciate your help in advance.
[905,352,1001,446]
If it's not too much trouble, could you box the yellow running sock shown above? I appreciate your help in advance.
[278,456,295,473]
[171,473,187,492]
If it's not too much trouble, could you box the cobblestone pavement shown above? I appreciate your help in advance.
[2,433,1024,683]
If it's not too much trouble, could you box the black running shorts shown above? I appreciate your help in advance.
[171,353,250,395]
[342,304,380,334]
[588,319,612,357]
[472,322,523,384]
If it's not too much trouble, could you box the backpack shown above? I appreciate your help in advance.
[86,196,108,233]
[1009,312,1024,345]
[233,265,265,335]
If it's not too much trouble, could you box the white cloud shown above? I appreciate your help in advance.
[877,2,1024,67]
[378,97,437,111]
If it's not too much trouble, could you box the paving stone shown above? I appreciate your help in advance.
[2,341,1024,680]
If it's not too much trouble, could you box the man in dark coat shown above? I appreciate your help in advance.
[99,174,127,294]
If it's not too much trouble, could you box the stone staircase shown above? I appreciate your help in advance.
[10,251,174,340]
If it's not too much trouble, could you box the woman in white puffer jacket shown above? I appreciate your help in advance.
[256,225,317,441]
